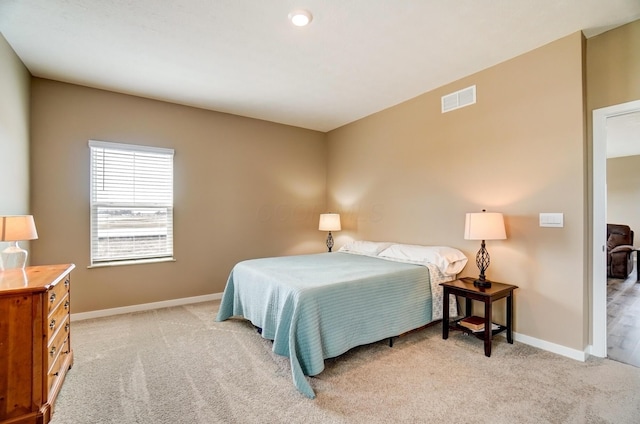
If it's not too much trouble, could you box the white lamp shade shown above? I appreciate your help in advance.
[0,215,39,241]
[319,213,341,231]
[464,212,506,241]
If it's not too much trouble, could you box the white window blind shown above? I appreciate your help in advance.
[89,140,174,265]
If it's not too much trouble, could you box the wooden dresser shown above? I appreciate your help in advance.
[0,264,75,424]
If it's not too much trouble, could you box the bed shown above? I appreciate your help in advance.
[215,241,467,398]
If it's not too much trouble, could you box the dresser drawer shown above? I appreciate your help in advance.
[47,319,70,369]
[47,274,70,315]
[47,293,70,340]
[47,336,70,393]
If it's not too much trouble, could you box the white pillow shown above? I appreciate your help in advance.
[378,244,468,276]
[338,240,394,257]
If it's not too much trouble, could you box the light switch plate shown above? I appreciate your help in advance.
[540,213,564,227]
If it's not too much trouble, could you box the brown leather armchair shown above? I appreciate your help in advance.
[607,223,635,279]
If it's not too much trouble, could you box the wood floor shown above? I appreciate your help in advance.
[607,264,640,367]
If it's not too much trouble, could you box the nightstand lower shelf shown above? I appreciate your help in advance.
[449,318,507,341]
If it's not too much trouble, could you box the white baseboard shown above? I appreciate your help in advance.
[71,293,223,321]
[500,330,588,361]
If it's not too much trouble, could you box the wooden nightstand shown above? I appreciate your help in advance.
[440,277,518,357]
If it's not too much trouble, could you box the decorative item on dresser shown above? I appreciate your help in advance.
[0,263,75,424]
[0,215,39,271]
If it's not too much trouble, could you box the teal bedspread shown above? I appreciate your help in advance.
[216,252,435,398]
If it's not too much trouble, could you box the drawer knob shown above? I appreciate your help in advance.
[53,371,59,377]
[50,346,56,357]
[49,293,56,303]
[49,319,56,330]
[64,300,70,310]
[65,323,70,332]
[64,278,70,288]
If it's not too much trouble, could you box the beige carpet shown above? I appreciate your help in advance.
[51,301,640,424]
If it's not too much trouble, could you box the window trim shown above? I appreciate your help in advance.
[87,257,176,269]
[88,140,175,267]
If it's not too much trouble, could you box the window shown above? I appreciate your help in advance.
[89,140,174,266]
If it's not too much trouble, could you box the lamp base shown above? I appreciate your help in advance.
[473,278,492,288]
[0,242,28,271]
[474,240,491,288]
[326,231,334,252]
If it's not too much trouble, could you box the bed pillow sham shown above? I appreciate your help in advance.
[378,243,468,276]
[338,240,394,256]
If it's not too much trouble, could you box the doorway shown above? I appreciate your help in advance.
[592,99,640,358]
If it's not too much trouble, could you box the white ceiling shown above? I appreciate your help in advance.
[1,0,639,132]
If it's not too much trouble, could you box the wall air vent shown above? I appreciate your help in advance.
[441,85,476,113]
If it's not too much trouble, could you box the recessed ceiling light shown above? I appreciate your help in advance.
[288,9,312,27]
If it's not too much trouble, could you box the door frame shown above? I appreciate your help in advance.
[592,99,640,357]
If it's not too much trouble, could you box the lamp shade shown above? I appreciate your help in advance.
[464,212,506,241]
[319,213,341,231]
[0,215,39,242]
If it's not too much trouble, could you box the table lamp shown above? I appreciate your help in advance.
[319,213,341,252]
[0,215,39,270]
[464,210,506,288]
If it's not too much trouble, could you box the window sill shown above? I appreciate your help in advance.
[88,257,176,269]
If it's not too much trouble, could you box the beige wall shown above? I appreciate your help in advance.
[0,32,31,229]
[587,19,640,112]
[607,155,640,236]
[30,79,326,312]
[327,33,588,350]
